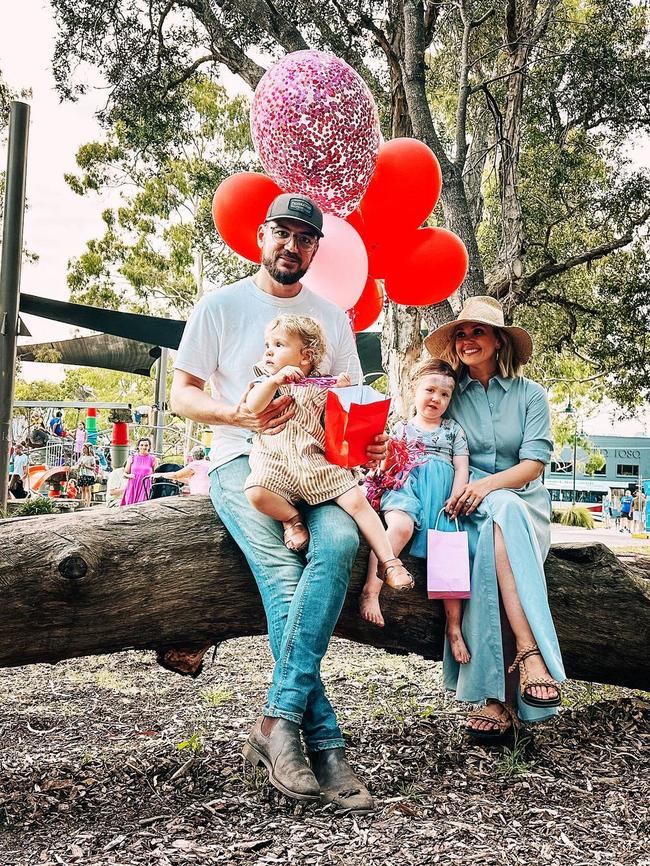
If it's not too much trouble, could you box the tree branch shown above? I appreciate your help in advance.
[453,1,472,169]
[522,208,650,292]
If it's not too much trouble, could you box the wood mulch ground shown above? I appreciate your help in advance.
[0,638,648,866]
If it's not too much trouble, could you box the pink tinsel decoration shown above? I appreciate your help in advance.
[365,433,427,512]
[293,376,339,388]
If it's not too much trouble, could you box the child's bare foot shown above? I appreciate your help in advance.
[283,515,309,551]
[447,625,471,664]
[359,590,385,627]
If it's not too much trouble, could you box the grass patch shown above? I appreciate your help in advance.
[558,506,595,528]
[200,686,235,707]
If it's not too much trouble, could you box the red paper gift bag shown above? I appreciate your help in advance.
[324,384,391,468]
[427,509,471,599]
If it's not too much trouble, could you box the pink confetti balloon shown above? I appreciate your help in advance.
[251,50,381,217]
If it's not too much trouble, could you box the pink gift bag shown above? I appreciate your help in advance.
[427,508,471,600]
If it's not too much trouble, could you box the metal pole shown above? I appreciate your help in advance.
[0,101,30,513]
[152,347,168,459]
[572,423,577,507]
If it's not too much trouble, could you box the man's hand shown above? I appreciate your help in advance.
[363,432,389,469]
[273,365,305,385]
[231,382,295,435]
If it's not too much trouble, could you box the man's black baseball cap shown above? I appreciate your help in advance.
[264,193,324,238]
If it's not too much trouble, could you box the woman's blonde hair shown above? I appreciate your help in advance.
[442,326,522,379]
[267,314,327,368]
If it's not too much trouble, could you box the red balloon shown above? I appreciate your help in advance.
[384,228,468,306]
[360,139,442,245]
[347,277,384,332]
[212,172,282,262]
[345,208,366,240]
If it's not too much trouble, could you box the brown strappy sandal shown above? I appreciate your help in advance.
[507,644,562,708]
[466,700,520,743]
[283,514,309,552]
[377,557,414,591]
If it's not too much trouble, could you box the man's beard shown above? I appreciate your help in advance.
[263,251,308,285]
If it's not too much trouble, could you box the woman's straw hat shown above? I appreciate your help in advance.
[423,296,533,363]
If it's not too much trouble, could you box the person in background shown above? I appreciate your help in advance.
[611,494,621,530]
[74,422,86,458]
[152,445,212,495]
[9,443,29,499]
[49,411,65,438]
[106,459,127,507]
[121,437,157,505]
[620,489,633,533]
[601,492,612,529]
[74,444,96,508]
[28,415,49,449]
[633,488,646,534]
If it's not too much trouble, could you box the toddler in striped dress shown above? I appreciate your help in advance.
[244,314,413,590]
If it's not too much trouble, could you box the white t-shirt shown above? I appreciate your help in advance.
[106,467,125,507]
[174,277,360,470]
[13,453,28,479]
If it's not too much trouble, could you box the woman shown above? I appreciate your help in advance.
[601,493,612,530]
[121,437,157,505]
[74,444,96,508]
[425,296,565,740]
[74,422,86,458]
[152,445,211,495]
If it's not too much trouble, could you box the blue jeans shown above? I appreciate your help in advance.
[210,456,359,752]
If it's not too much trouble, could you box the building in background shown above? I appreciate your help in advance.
[547,435,650,513]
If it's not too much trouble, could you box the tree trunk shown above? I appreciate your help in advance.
[2,498,649,690]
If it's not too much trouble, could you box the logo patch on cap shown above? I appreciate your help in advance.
[288,197,313,217]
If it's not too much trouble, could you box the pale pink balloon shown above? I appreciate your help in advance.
[302,214,368,310]
[251,50,381,217]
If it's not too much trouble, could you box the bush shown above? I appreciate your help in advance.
[551,509,563,524]
[14,497,57,517]
[559,505,594,529]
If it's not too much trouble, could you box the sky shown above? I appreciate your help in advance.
[1,2,650,433]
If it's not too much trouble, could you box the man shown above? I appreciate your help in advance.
[106,459,127,507]
[9,443,29,499]
[633,488,646,534]
[620,488,634,532]
[172,193,383,813]
[48,411,65,437]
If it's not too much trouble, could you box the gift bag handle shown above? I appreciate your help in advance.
[433,507,461,532]
[344,357,385,404]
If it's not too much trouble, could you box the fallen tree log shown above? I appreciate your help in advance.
[1,496,649,690]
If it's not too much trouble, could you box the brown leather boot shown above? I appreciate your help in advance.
[243,717,321,802]
[308,748,375,814]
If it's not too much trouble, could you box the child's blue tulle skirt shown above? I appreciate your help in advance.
[380,456,456,557]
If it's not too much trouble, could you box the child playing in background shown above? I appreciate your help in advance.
[359,359,472,663]
[244,314,413,590]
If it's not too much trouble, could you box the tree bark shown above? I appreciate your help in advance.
[2,498,649,690]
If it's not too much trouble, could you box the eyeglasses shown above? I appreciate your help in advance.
[267,225,318,250]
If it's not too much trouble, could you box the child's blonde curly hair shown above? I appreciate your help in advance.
[266,314,328,368]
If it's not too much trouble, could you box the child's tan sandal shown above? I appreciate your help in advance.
[466,700,520,743]
[377,557,414,591]
[507,644,561,708]
[283,515,309,552]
